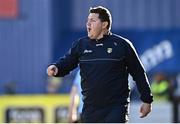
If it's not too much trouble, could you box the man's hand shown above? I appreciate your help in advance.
[140,103,152,118]
[47,65,58,76]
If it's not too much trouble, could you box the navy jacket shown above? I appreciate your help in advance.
[53,33,153,107]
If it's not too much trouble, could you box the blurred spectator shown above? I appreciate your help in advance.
[151,73,170,102]
[46,77,62,94]
[173,74,180,96]
[4,82,16,94]
[68,70,83,123]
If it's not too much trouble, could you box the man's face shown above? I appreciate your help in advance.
[86,13,103,39]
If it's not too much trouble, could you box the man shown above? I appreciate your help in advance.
[47,6,153,123]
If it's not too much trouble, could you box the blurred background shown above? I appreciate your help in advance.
[0,0,180,123]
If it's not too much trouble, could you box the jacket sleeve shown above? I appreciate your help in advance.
[52,41,80,77]
[125,40,153,103]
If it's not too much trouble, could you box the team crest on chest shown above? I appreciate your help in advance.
[107,48,113,53]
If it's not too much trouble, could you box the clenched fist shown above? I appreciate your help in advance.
[140,103,152,118]
[47,65,58,76]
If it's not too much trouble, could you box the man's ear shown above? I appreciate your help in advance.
[102,22,108,29]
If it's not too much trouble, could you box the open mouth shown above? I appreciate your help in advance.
[87,27,91,32]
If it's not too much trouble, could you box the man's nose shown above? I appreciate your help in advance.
[86,21,91,27]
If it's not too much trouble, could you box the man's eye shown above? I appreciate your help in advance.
[87,19,96,23]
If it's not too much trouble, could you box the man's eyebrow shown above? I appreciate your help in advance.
[87,17,96,21]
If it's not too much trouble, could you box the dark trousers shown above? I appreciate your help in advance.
[81,103,129,123]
